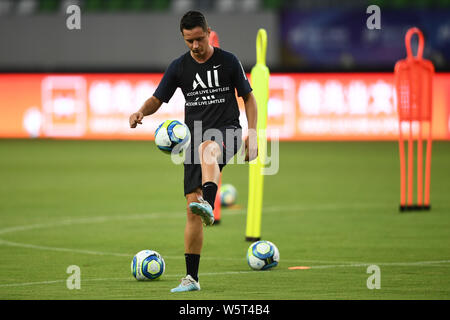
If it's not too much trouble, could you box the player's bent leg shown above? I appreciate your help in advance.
[190,140,221,226]
[198,140,221,185]
[187,140,220,226]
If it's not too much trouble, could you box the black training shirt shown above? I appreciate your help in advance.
[153,47,252,131]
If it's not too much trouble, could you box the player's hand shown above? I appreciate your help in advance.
[244,131,258,162]
[129,112,144,128]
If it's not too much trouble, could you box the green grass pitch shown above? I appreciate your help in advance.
[0,139,449,300]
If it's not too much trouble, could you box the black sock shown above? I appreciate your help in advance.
[185,253,200,282]
[202,181,218,209]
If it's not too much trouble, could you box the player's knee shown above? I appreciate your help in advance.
[198,140,221,164]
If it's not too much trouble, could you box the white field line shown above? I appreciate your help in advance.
[0,202,390,236]
[0,213,169,236]
[307,260,450,269]
[0,239,130,257]
[1,260,450,288]
[0,202,434,267]
[0,203,382,265]
[0,273,244,288]
[1,202,448,290]
[0,238,362,264]
[219,202,391,216]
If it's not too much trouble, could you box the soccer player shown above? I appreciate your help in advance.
[129,11,258,292]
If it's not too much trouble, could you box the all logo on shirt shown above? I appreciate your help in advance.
[185,68,230,107]
[192,70,220,90]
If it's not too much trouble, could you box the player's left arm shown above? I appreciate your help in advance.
[243,92,258,162]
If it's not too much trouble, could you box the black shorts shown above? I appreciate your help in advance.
[184,125,242,196]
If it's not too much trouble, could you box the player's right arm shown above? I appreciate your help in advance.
[129,96,163,128]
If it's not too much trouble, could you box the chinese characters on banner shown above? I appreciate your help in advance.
[0,73,449,140]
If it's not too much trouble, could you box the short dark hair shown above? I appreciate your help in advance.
[180,11,208,33]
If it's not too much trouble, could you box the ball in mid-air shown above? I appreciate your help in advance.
[220,183,237,207]
[131,250,165,280]
[154,120,190,154]
[247,240,280,270]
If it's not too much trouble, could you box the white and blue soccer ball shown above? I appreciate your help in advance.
[154,119,190,154]
[220,183,237,207]
[131,250,165,280]
[247,240,280,270]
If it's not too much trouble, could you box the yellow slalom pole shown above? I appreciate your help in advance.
[245,29,270,241]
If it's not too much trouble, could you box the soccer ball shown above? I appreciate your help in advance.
[247,240,280,270]
[154,120,190,154]
[220,183,237,207]
[131,250,165,280]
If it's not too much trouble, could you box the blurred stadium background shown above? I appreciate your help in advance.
[0,0,449,141]
[1,0,450,72]
[1,0,450,300]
